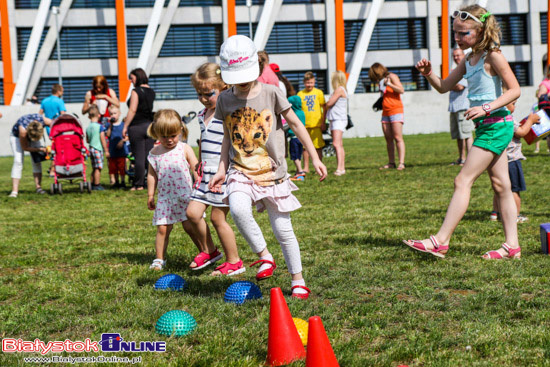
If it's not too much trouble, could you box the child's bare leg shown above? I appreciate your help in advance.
[332,129,345,171]
[303,151,310,172]
[210,207,242,276]
[486,153,519,255]
[413,147,496,250]
[392,122,405,165]
[382,123,395,164]
[512,192,521,215]
[316,148,323,161]
[110,173,116,185]
[182,216,215,255]
[492,193,499,213]
[294,159,303,174]
[93,169,101,185]
[155,224,173,260]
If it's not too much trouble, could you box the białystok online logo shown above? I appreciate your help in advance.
[2,334,166,355]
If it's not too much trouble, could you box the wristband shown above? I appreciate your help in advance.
[421,70,432,77]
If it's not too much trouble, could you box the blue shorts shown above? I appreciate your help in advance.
[508,160,526,193]
[289,137,303,161]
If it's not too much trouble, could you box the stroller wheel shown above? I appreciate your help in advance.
[58,183,63,195]
[50,183,56,195]
[86,182,92,193]
[79,182,84,193]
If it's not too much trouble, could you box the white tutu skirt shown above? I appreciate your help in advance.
[222,170,301,213]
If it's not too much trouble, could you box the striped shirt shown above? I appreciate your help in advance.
[198,108,224,171]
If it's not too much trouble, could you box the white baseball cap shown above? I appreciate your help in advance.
[219,35,259,85]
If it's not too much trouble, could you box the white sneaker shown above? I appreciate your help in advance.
[149,258,166,270]
[517,215,528,223]
[8,191,18,198]
[489,211,499,221]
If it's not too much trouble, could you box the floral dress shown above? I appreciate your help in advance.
[147,142,193,225]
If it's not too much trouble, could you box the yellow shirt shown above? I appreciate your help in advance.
[297,88,325,128]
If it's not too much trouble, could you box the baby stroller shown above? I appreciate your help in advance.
[322,133,336,157]
[49,114,91,194]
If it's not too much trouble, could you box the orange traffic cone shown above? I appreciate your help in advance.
[266,287,306,366]
[306,316,339,367]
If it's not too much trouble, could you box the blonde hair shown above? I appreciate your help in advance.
[331,71,347,92]
[88,105,100,119]
[458,5,500,55]
[108,104,119,113]
[191,63,227,91]
[147,109,187,140]
[27,120,44,141]
[303,71,315,82]
[368,63,389,83]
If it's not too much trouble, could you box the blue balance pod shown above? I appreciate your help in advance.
[154,274,187,291]
[224,281,262,304]
[155,310,196,337]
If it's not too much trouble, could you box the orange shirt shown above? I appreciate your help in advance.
[382,85,403,116]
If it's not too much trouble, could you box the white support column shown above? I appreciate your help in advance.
[136,0,164,70]
[346,0,384,95]
[11,0,52,105]
[528,0,543,85]
[253,0,282,50]
[27,0,74,100]
[222,0,229,40]
[7,0,18,79]
[145,0,179,76]
[325,0,336,94]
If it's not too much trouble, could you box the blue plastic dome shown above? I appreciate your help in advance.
[224,281,263,304]
[154,274,187,291]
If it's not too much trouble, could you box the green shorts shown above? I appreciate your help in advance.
[473,113,514,155]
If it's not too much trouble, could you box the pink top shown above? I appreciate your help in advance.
[257,66,280,87]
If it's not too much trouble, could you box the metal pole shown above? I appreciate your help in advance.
[52,6,62,86]
[247,0,253,38]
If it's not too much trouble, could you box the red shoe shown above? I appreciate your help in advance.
[190,249,223,270]
[403,235,448,258]
[483,243,521,259]
[212,260,246,276]
[250,259,277,281]
[291,285,311,300]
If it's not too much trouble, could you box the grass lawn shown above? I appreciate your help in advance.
[1,133,550,367]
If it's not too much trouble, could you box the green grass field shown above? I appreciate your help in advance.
[1,133,550,367]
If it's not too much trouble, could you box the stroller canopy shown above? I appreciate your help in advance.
[49,114,85,139]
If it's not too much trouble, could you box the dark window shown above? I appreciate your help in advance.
[345,18,427,51]
[510,62,530,86]
[149,74,195,100]
[236,0,322,4]
[35,77,119,104]
[283,70,327,94]
[496,14,528,45]
[17,28,48,60]
[354,67,429,94]
[15,0,221,8]
[0,79,4,105]
[237,22,325,54]
[160,25,222,57]
[127,27,147,58]
[541,13,548,44]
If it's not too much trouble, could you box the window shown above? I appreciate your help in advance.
[345,18,427,51]
[541,13,548,44]
[128,27,147,58]
[159,25,223,57]
[0,79,4,105]
[35,77,120,104]
[149,74,195,100]
[283,70,327,94]
[15,0,220,8]
[510,62,530,87]
[354,67,429,94]
[17,28,48,60]
[496,14,528,45]
[237,22,325,54]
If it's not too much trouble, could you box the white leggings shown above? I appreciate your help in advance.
[10,134,42,179]
[228,191,303,275]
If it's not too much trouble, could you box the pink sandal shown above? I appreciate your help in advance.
[291,285,311,300]
[212,260,246,276]
[483,243,521,259]
[250,259,277,281]
[190,249,223,270]
[403,235,449,258]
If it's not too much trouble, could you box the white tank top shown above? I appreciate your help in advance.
[327,86,348,121]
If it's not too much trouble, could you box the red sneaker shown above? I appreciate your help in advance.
[212,260,246,276]
[250,259,277,281]
[291,285,311,300]
[190,249,223,270]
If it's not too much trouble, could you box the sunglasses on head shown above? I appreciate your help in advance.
[452,10,482,24]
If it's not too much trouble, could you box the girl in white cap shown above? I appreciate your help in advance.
[209,35,327,299]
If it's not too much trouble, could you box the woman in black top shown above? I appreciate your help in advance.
[123,68,156,190]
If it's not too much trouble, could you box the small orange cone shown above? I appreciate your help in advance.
[266,288,306,366]
[306,316,339,367]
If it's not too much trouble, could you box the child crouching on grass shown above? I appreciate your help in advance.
[146,109,215,270]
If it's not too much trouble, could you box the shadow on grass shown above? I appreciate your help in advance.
[334,233,402,248]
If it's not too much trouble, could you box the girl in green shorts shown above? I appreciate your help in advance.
[403,5,522,260]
